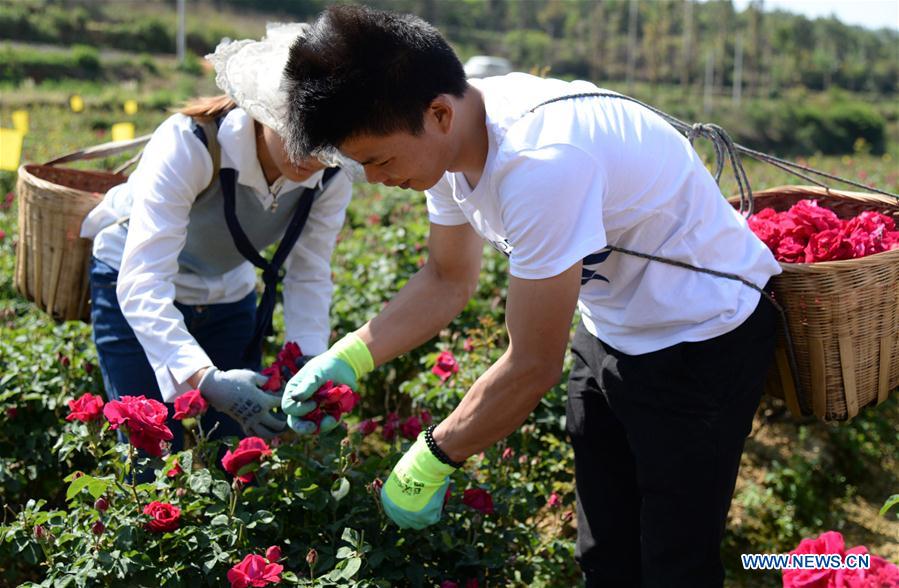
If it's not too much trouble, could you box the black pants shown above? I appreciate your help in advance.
[566,296,777,588]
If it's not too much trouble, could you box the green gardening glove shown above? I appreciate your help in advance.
[380,434,457,530]
[282,333,374,434]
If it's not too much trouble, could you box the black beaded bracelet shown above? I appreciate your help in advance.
[424,424,465,469]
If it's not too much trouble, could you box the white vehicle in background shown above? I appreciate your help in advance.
[463,55,513,78]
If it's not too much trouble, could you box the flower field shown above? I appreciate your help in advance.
[1,101,898,587]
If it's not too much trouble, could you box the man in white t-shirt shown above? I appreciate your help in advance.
[279,6,781,586]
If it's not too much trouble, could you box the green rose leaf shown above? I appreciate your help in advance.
[188,469,212,494]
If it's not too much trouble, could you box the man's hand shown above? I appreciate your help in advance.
[281,333,373,433]
[380,434,457,529]
[199,367,285,438]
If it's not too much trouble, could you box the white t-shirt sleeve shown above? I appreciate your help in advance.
[425,174,468,226]
[498,144,609,280]
[281,169,353,356]
[115,115,214,402]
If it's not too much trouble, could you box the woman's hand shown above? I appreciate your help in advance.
[199,367,286,438]
[187,367,210,389]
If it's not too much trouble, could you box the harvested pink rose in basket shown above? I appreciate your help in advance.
[749,199,899,263]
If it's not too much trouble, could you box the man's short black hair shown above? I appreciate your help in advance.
[282,4,468,161]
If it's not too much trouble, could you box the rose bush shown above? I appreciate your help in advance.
[0,384,578,586]
[3,170,897,586]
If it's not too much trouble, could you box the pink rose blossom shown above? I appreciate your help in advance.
[227,553,283,588]
[432,350,459,383]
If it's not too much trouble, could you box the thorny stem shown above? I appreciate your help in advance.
[127,443,142,513]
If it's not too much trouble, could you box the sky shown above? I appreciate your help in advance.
[730,0,899,31]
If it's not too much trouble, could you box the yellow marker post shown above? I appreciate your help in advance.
[124,99,138,115]
[0,128,24,171]
[70,95,85,113]
[12,110,29,134]
[111,122,135,142]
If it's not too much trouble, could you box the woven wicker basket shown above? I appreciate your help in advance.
[741,185,899,421]
[14,165,127,322]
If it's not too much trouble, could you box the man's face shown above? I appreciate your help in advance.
[338,103,454,191]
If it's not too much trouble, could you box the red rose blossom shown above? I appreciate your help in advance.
[832,546,899,588]
[789,199,842,236]
[260,366,282,392]
[299,380,360,432]
[356,418,378,436]
[277,341,302,375]
[805,228,853,262]
[462,488,495,515]
[173,389,208,420]
[315,380,359,417]
[166,459,184,478]
[143,501,181,533]
[432,350,459,383]
[227,553,283,588]
[103,395,173,457]
[381,412,401,442]
[750,201,899,264]
[400,416,422,440]
[747,208,784,250]
[775,236,807,264]
[222,437,271,483]
[264,545,282,563]
[66,392,105,423]
[781,530,899,588]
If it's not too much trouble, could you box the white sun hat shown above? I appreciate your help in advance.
[206,22,309,137]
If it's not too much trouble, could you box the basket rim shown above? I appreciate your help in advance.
[17,163,125,198]
[748,184,899,209]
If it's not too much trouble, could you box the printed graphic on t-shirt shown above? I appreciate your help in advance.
[489,236,514,256]
[581,249,612,285]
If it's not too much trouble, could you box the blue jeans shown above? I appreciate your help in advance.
[89,256,262,455]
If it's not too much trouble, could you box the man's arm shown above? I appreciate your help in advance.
[431,261,582,461]
[357,221,484,366]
